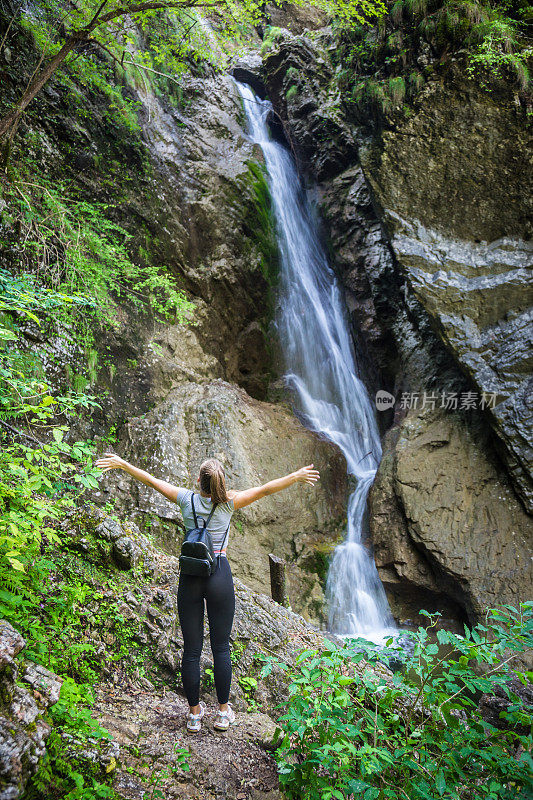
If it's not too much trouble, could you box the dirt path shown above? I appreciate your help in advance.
[92,683,283,800]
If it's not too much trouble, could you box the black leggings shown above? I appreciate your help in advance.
[177,556,235,706]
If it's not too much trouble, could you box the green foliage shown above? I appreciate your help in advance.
[260,26,287,54]
[387,75,407,104]
[466,15,532,88]
[286,84,300,101]
[238,674,260,709]
[240,159,279,284]
[203,665,215,691]
[0,270,102,577]
[286,65,301,101]
[332,0,531,123]
[0,176,195,329]
[4,0,389,144]
[27,679,117,800]
[262,604,533,800]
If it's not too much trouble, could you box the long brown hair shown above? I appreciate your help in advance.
[199,458,229,504]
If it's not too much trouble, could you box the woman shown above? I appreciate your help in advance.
[95,452,320,733]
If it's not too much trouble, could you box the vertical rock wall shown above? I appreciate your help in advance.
[260,25,533,626]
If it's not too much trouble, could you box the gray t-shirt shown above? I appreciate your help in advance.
[176,488,234,555]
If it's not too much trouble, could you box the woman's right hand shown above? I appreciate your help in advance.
[294,464,320,486]
[95,452,126,472]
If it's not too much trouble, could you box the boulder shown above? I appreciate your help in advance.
[369,407,533,630]
[112,536,141,570]
[232,53,266,98]
[264,2,328,34]
[0,621,24,669]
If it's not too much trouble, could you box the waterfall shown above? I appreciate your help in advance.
[237,82,397,643]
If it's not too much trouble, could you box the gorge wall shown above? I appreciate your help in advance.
[1,15,350,628]
[257,17,532,628]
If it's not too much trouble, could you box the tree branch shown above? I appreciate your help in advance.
[0,0,218,141]
[87,0,109,28]
[0,418,45,447]
[91,39,183,86]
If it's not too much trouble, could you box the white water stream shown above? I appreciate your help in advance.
[237,82,396,642]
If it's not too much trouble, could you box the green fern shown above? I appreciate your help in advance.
[388,75,407,105]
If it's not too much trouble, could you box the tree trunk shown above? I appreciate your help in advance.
[0,35,83,140]
[0,1,204,142]
[269,553,289,608]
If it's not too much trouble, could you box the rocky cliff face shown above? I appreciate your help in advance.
[260,25,533,627]
[0,621,62,800]
[369,407,532,627]
[2,22,348,627]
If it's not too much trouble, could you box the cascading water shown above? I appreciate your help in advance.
[237,82,398,643]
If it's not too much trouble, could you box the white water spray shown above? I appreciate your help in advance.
[237,82,396,642]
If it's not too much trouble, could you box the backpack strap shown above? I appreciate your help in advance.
[215,522,231,559]
[191,493,218,529]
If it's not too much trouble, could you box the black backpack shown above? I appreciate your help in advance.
[179,493,229,577]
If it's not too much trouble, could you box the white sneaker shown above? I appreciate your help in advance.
[186,702,206,734]
[213,702,237,731]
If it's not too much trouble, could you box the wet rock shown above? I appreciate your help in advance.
[263,31,358,180]
[380,214,533,510]
[123,591,140,608]
[96,517,126,542]
[22,663,62,706]
[232,53,265,98]
[239,712,280,751]
[479,676,533,736]
[0,621,25,669]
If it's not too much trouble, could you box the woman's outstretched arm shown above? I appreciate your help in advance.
[229,464,320,510]
[95,453,179,503]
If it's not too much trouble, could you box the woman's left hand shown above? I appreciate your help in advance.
[294,464,320,486]
[95,452,126,472]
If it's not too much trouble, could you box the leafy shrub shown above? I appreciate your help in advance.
[0,177,195,328]
[260,26,286,55]
[332,0,531,123]
[260,603,533,800]
[26,679,117,800]
[0,269,102,576]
